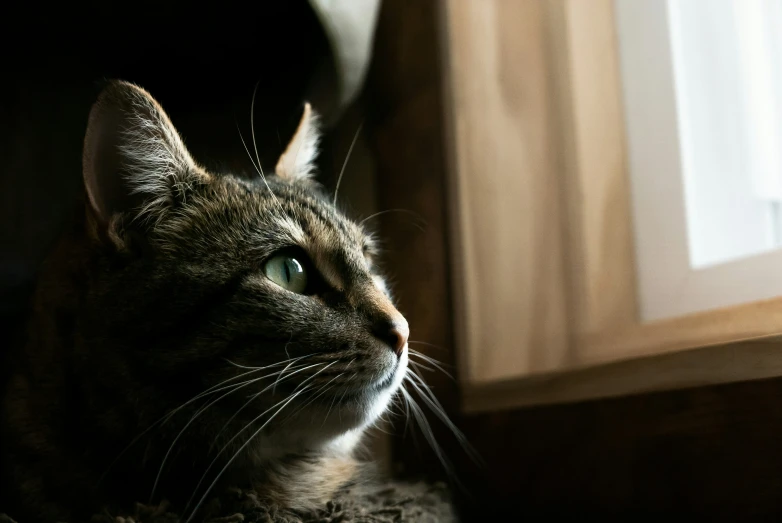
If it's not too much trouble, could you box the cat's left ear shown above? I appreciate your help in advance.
[275,103,321,181]
[82,80,209,227]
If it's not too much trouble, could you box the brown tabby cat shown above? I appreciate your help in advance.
[0,81,410,522]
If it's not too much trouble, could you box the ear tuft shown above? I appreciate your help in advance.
[274,102,321,181]
[83,80,207,225]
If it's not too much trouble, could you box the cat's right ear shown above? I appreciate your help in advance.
[275,102,321,182]
[82,80,209,227]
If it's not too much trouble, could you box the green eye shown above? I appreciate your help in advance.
[264,255,308,293]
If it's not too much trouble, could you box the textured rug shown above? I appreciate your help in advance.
[0,481,456,523]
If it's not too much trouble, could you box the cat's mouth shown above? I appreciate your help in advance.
[338,355,406,403]
[375,371,396,390]
[332,374,394,403]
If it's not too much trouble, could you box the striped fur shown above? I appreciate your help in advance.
[0,81,409,522]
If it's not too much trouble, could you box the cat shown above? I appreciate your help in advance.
[0,80,411,522]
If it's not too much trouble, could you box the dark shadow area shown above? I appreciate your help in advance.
[0,1,329,363]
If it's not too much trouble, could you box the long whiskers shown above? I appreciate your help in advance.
[149,361,314,501]
[184,385,312,523]
[223,352,314,371]
[359,209,427,234]
[250,81,264,185]
[404,370,481,464]
[321,358,353,425]
[407,340,448,353]
[408,359,438,375]
[150,378,251,502]
[208,361,329,451]
[408,349,455,380]
[359,209,425,227]
[320,378,344,427]
[236,122,263,178]
[184,361,336,514]
[396,356,484,495]
[159,356,310,425]
[272,355,303,395]
[96,356,307,487]
[333,123,363,206]
[235,84,283,211]
[285,372,346,426]
[399,387,454,476]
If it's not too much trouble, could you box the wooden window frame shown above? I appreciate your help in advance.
[439,0,782,412]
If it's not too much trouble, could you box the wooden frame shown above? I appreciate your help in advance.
[440,0,782,412]
[440,0,571,386]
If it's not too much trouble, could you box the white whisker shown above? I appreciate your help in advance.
[150,360,316,501]
[250,81,264,183]
[96,363,276,487]
[405,370,481,464]
[223,353,312,371]
[323,366,350,425]
[236,121,263,177]
[282,373,343,425]
[408,359,437,375]
[184,386,312,523]
[359,208,425,227]
[320,381,343,427]
[272,355,307,395]
[408,349,455,381]
[399,386,453,476]
[150,376,262,501]
[236,96,283,213]
[358,208,427,234]
[333,123,363,206]
[184,362,334,512]
[407,340,449,353]
[209,361,326,449]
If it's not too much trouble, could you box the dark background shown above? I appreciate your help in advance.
[4,2,782,522]
[0,1,327,287]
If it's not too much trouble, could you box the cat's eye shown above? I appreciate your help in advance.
[264,255,308,293]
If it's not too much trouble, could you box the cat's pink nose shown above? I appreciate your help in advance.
[375,316,409,357]
[390,318,410,357]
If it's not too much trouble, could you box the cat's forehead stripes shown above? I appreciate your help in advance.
[163,173,377,295]
[271,187,371,291]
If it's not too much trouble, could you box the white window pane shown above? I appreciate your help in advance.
[668,0,782,268]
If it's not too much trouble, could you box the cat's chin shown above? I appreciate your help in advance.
[243,349,408,469]
[339,346,408,429]
[266,348,409,455]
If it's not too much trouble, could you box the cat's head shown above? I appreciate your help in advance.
[80,80,408,457]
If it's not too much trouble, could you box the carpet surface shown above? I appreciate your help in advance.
[0,481,456,523]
